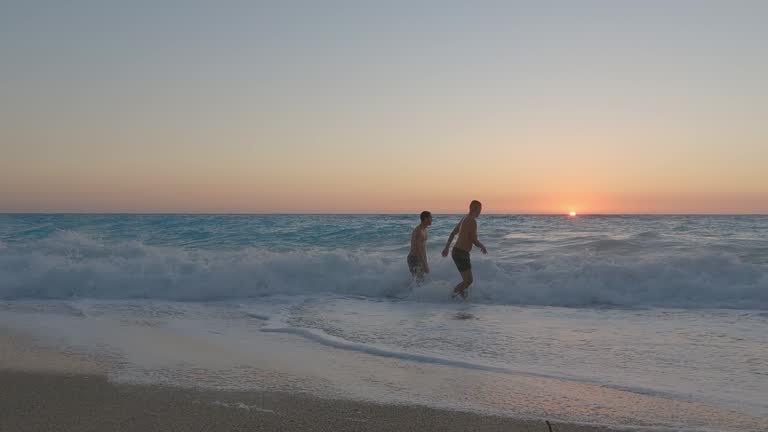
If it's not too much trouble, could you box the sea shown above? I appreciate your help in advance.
[1,214,766,431]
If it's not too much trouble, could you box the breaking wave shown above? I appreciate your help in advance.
[1,230,767,309]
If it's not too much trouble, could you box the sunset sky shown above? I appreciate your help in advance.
[2,1,767,214]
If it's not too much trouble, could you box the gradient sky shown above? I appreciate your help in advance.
[2,1,767,214]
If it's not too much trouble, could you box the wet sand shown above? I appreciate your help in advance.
[0,370,621,432]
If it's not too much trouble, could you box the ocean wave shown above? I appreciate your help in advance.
[1,231,767,309]
[261,325,549,378]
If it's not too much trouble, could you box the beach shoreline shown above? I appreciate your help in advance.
[0,326,619,431]
[0,369,619,432]
[2,303,767,432]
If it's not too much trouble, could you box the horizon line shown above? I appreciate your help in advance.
[1,212,767,216]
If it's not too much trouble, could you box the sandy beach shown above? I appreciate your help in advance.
[3,300,767,432]
[0,370,623,432]
[0,324,619,432]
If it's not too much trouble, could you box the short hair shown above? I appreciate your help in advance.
[470,200,482,211]
[420,211,432,222]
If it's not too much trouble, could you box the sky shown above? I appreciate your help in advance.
[1,1,767,214]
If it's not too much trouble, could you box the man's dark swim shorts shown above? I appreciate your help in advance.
[407,254,424,274]
[451,247,471,273]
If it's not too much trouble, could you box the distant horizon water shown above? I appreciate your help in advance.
[3,212,768,216]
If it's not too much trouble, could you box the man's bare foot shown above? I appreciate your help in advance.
[452,287,468,300]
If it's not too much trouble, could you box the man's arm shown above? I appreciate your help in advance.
[421,231,430,272]
[441,222,461,257]
[469,219,488,254]
[473,238,487,254]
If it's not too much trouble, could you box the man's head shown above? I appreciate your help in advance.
[420,211,432,226]
[469,200,482,217]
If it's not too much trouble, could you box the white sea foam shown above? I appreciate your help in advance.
[1,230,767,309]
[211,401,278,414]
[260,323,626,387]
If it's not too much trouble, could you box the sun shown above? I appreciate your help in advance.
[569,211,577,217]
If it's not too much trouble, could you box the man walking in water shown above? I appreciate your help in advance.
[442,200,487,299]
[407,211,432,281]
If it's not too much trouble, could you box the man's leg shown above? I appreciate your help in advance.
[452,270,473,299]
[409,255,425,283]
[408,256,420,280]
[413,263,425,282]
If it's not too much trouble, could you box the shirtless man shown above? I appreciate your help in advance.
[442,200,487,299]
[407,211,432,280]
